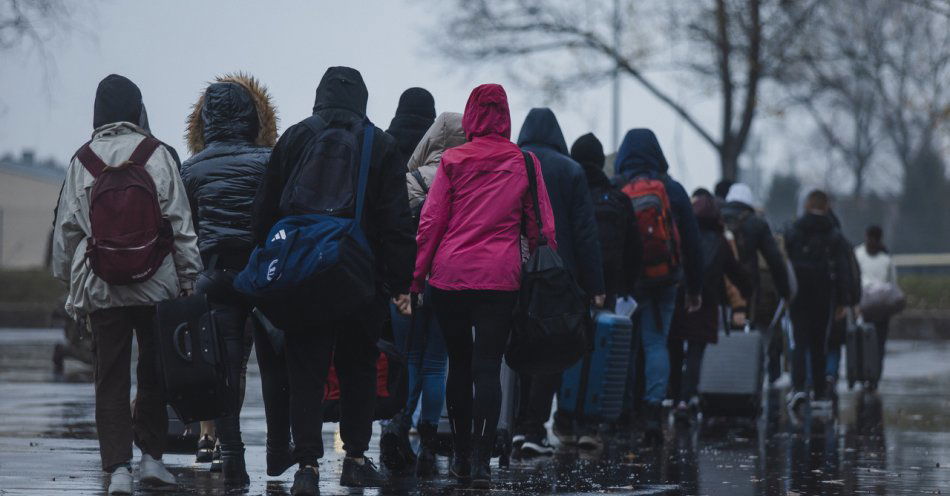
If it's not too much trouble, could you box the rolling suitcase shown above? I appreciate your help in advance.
[698,325,763,419]
[558,310,633,423]
[846,316,881,389]
[155,294,232,424]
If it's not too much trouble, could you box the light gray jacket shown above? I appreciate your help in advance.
[406,112,466,212]
[52,122,202,318]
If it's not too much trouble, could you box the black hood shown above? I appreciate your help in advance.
[312,66,368,117]
[571,133,610,187]
[93,74,148,130]
[386,87,435,161]
[796,212,836,233]
[615,128,670,176]
[201,81,258,145]
[517,107,568,154]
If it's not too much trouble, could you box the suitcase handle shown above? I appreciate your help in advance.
[173,323,193,362]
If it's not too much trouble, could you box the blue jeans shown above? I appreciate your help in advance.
[638,286,678,405]
[389,284,447,425]
[826,346,841,380]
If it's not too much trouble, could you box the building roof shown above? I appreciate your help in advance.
[0,153,65,186]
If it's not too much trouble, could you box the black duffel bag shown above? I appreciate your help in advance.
[506,151,591,375]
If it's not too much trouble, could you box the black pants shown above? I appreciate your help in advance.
[790,298,832,399]
[284,302,383,465]
[515,372,560,438]
[251,312,291,452]
[667,338,707,404]
[431,288,517,454]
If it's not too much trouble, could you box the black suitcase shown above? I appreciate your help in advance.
[698,325,764,419]
[846,317,881,389]
[155,294,232,424]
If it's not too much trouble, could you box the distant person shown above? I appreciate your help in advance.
[721,183,792,382]
[513,109,606,457]
[385,87,436,171]
[853,225,899,381]
[413,85,557,488]
[784,190,856,415]
[379,112,464,476]
[180,73,285,485]
[251,67,416,496]
[51,74,202,494]
[713,178,735,207]
[613,128,703,443]
[667,190,751,422]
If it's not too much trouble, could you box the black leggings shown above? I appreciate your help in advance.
[431,288,517,453]
[667,338,707,404]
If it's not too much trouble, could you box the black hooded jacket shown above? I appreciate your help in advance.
[180,76,277,269]
[89,74,179,165]
[571,133,641,297]
[386,87,435,171]
[785,212,855,308]
[614,128,703,296]
[251,66,415,295]
[518,109,605,295]
[720,200,792,301]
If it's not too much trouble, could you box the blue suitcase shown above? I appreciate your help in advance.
[558,310,633,422]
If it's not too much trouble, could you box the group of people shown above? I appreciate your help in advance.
[50,68,898,496]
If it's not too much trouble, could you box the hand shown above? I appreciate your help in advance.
[687,294,702,313]
[592,294,606,308]
[180,288,194,297]
[414,292,425,308]
[835,306,848,321]
[393,294,412,316]
[731,311,747,328]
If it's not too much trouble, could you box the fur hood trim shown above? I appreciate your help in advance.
[185,72,278,154]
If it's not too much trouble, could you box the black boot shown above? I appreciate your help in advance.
[471,436,492,489]
[416,422,439,477]
[266,440,295,477]
[379,411,415,472]
[291,465,319,496]
[640,402,663,446]
[449,449,471,484]
[195,435,215,463]
[221,450,250,487]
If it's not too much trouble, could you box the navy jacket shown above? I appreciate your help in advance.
[614,128,703,297]
[517,108,605,295]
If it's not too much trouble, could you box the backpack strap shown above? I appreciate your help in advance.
[301,114,328,136]
[354,121,375,223]
[76,142,109,178]
[411,169,429,195]
[127,137,161,166]
[522,150,547,245]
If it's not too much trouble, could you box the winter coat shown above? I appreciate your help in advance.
[52,75,201,318]
[180,73,278,270]
[406,112,465,214]
[412,84,557,293]
[252,66,416,296]
[386,87,436,171]
[784,212,856,309]
[669,195,751,343]
[614,128,703,297]
[720,200,792,302]
[855,244,897,289]
[518,108,605,296]
[571,132,641,298]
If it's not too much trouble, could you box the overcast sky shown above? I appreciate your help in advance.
[0,0,733,193]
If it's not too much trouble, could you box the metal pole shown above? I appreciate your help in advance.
[612,0,621,152]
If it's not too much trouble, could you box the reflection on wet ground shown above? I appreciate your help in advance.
[1,329,949,495]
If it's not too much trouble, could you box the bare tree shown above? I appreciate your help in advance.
[429,0,816,180]
[0,0,71,52]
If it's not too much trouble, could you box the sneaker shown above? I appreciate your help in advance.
[787,391,808,417]
[673,401,690,423]
[512,433,526,450]
[812,398,834,419]
[520,434,554,457]
[195,435,215,463]
[576,433,603,450]
[107,465,133,495]
[449,452,471,483]
[340,457,385,488]
[291,465,319,496]
[139,453,176,487]
[209,445,222,473]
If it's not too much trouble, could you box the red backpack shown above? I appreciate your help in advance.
[76,137,174,285]
[621,174,682,286]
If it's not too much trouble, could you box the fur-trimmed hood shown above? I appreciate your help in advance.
[186,73,278,154]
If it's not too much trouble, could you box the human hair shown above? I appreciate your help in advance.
[692,187,713,200]
[866,225,883,241]
[804,189,830,213]
[714,179,734,200]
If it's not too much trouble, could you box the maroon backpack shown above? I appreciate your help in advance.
[76,137,174,285]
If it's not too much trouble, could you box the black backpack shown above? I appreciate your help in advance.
[507,151,591,375]
[786,224,838,286]
[590,185,629,287]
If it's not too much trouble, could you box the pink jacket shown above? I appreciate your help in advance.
[412,84,557,293]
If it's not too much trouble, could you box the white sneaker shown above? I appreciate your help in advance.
[139,453,176,487]
[577,434,603,450]
[107,466,133,495]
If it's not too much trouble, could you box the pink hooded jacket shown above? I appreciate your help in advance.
[412,84,557,293]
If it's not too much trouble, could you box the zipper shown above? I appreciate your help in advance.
[94,234,159,251]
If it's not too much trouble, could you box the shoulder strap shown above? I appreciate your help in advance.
[411,169,429,195]
[354,121,375,223]
[302,114,328,136]
[128,137,161,166]
[522,150,547,245]
[76,142,108,178]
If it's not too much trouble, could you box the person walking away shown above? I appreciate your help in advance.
[553,132,642,448]
[413,84,557,488]
[513,109,606,457]
[51,74,202,494]
[613,128,704,443]
[667,190,751,422]
[180,73,289,485]
[380,112,465,476]
[385,87,436,171]
[854,225,899,383]
[720,183,792,383]
[784,190,856,416]
[251,67,416,496]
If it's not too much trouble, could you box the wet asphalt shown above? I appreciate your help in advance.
[1,328,949,495]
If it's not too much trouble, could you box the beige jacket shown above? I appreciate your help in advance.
[406,112,465,211]
[52,122,203,318]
